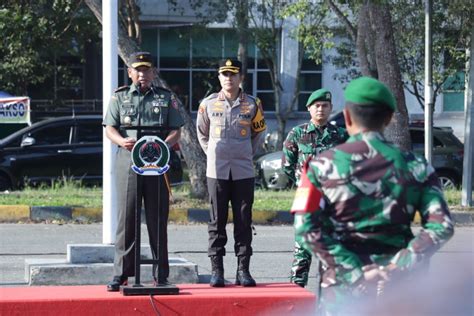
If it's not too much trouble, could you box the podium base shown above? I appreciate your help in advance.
[120,284,179,296]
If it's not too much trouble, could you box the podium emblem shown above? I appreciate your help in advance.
[131,136,170,175]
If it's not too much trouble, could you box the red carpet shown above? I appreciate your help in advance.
[0,283,316,315]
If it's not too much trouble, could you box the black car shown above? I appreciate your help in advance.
[256,112,464,190]
[0,115,183,191]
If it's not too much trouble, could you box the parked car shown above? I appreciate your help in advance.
[256,112,464,190]
[0,115,183,191]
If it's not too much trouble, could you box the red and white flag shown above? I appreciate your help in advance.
[290,164,324,214]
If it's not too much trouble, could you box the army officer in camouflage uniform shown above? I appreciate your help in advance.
[282,88,347,288]
[104,52,184,291]
[291,77,454,315]
[196,59,266,288]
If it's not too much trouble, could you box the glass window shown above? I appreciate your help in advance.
[299,73,321,91]
[75,122,102,143]
[156,27,276,112]
[29,125,71,146]
[301,57,322,71]
[246,38,256,69]
[410,130,424,150]
[159,28,190,68]
[256,92,275,112]
[298,93,311,111]
[442,71,464,112]
[191,71,220,110]
[256,71,273,90]
[160,70,190,109]
[141,29,158,57]
[409,130,443,149]
[192,28,222,68]
[242,72,254,93]
[223,30,239,58]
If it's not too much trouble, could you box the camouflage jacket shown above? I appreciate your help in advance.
[292,131,454,288]
[282,121,347,184]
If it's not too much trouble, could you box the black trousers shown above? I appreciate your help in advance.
[207,175,254,257]
[113,148,169,280]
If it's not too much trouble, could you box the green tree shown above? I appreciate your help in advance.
[392,0,474,110]
[323,1,473,112]
[317,0,411,149]
[0,0,100,96]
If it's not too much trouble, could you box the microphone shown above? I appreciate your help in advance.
[137,81,142,130]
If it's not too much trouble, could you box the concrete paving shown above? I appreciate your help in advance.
[1,223,473,308]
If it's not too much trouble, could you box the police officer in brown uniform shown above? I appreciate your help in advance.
[196,59,266,287]
[103,52,184,291]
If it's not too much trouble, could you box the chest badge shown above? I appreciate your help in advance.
[124,116,132,125]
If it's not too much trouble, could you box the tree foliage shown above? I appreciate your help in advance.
[392,0,473,109]
[321,0,473,111]
[0,0,100,96]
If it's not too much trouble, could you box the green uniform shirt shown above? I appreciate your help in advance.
[103,83,184,139]
[293,131,454,288]
[282,122,347,184]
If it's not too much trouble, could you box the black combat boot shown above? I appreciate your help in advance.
[235,256,256,287]
[107,275,128,292]
[209,256,225,287]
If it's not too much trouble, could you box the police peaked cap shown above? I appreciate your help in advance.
[218,59,242,73]
[129,52,154,68]
[306,88,332,107]
[344,77,396,111]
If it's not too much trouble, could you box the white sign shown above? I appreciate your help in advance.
[0,97,31,124]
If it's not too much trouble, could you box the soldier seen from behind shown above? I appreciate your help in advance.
[282,88,347,288]
[291,77,454,315]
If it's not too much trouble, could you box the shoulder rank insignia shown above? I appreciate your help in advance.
[204,93,219,101]
[114,85,129,93]
[171,94,179,109]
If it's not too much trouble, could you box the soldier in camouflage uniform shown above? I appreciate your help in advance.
[291,77,454,315]
[282,88,347,288]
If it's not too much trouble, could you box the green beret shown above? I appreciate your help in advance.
[344,77,396,111]
[306,88,332,107]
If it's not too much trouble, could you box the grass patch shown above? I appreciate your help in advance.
[172,184,294,211]
[0,179,471,212]
[0,178,101,208]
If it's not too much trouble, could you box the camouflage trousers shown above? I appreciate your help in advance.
[290,239,312,286]
[290,215,320,287]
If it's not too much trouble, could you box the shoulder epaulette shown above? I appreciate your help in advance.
[114,85,129,93]
[203,93,219,101]
[154,86,171,93]
[299,122,310,129]
[246,94,256,101]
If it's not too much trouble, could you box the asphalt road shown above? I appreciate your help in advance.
[1,223,473,313]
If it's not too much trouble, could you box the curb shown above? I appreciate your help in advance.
[0,205,473,225]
